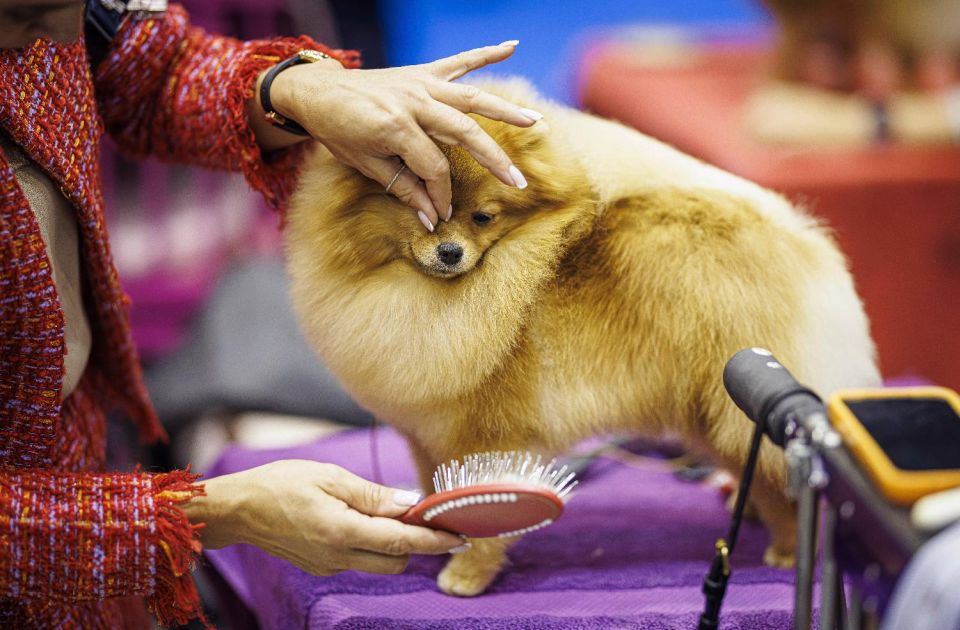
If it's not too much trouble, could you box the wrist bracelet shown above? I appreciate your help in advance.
[260,49,332,137]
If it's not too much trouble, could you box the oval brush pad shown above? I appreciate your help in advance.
[399,451,578,538]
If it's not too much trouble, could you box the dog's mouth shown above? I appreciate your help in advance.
[416,260,468,279]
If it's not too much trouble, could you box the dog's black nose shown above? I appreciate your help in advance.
[437,242,464,266]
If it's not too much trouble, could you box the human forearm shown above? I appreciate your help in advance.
[95,5,359,208]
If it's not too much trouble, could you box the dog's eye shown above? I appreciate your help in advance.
[472,212,493,225]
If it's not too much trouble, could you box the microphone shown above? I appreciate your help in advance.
[722,347,825,447]
[723,346,923,572]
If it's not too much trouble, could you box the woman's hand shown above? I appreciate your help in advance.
[253,42,542,231]
[185,460,466,576]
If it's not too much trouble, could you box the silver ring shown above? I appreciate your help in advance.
[385,162,407,193]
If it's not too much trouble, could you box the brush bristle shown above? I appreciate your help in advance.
[432,451,578,500]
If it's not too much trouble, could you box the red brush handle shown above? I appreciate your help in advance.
[399,484,565,538]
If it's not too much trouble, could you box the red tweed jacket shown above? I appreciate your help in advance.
[0,6,358,627]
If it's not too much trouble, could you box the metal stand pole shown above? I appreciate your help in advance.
[835,575,848,629]
[848,584,862,630]
[786,420,831,630]
[820,503,841,629]
[795,482,819,630]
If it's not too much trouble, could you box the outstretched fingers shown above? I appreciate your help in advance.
[426,41,520,82]
[427,81,542,127]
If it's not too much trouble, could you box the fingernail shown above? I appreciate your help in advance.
[518,107,543,122]
[499,40,520,47]
[445,204,453,221]
[393,489,422,506]
[508,164,527,189]
[449,543,472,554]
[417,211,434,232]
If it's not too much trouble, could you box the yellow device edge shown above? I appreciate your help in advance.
[826,387,960,506]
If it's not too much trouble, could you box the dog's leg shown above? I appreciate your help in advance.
[724,484,760,521]
[437,536,517,597]
[749,474,798,568]
[410,436,538,595]
[403,430,541,595]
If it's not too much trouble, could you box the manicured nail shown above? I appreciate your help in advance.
[393,490,422,506]
[508,164,527,189]
[499,40,520,47]
[445,204,453,221]
[518,107,543,122]
[449,543,472,554]
[417,211,434,232]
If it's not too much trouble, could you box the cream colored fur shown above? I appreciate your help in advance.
[284,78,880,596]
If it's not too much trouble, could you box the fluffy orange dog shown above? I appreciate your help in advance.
[285,79,880,596]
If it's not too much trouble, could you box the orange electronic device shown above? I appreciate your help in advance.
[827,387,960,506]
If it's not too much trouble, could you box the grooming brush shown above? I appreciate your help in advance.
[399,451,578,538]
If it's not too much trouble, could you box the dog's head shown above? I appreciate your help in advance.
[310,80,597,282]
[407,130,554,279]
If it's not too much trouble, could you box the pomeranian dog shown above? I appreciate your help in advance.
[284,79,880,596]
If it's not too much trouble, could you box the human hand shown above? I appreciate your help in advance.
[265,41,541,232]
[763,0,960,100]
[186,460,466,576]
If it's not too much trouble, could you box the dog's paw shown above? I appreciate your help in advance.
[763,544,796,569]
[436,546,507,597]
[437,565,494,597]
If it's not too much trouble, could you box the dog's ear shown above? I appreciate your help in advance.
[289,143,413,251]
[461,78,596,206]
[309,150,410,222]
[506,119,595,214]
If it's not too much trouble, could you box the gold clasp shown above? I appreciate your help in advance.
[715,538,731,576]
[298,50,331,63]
[265,111,289,126]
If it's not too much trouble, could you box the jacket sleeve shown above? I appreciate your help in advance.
[0,469,206,627]
[93,3,360,209]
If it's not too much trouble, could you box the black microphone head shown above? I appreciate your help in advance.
[723,348,823,447]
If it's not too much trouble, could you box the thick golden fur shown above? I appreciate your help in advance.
[284,78,880,596]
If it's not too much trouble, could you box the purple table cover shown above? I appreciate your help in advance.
[205,428,803,629]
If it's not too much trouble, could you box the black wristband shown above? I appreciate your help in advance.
[259,50,331,137]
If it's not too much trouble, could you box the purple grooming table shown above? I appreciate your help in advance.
[205,428,802,629]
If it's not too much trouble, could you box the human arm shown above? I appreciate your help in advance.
[94,5,540,227]
[182,460,465,576]
[93,4,358,209]
[246,42,542,229]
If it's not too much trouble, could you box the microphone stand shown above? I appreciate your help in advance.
[783,410,835,630]
[697,414,768,630]
[711,347,926,630]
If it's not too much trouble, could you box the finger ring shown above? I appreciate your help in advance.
[385,162,407,193]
